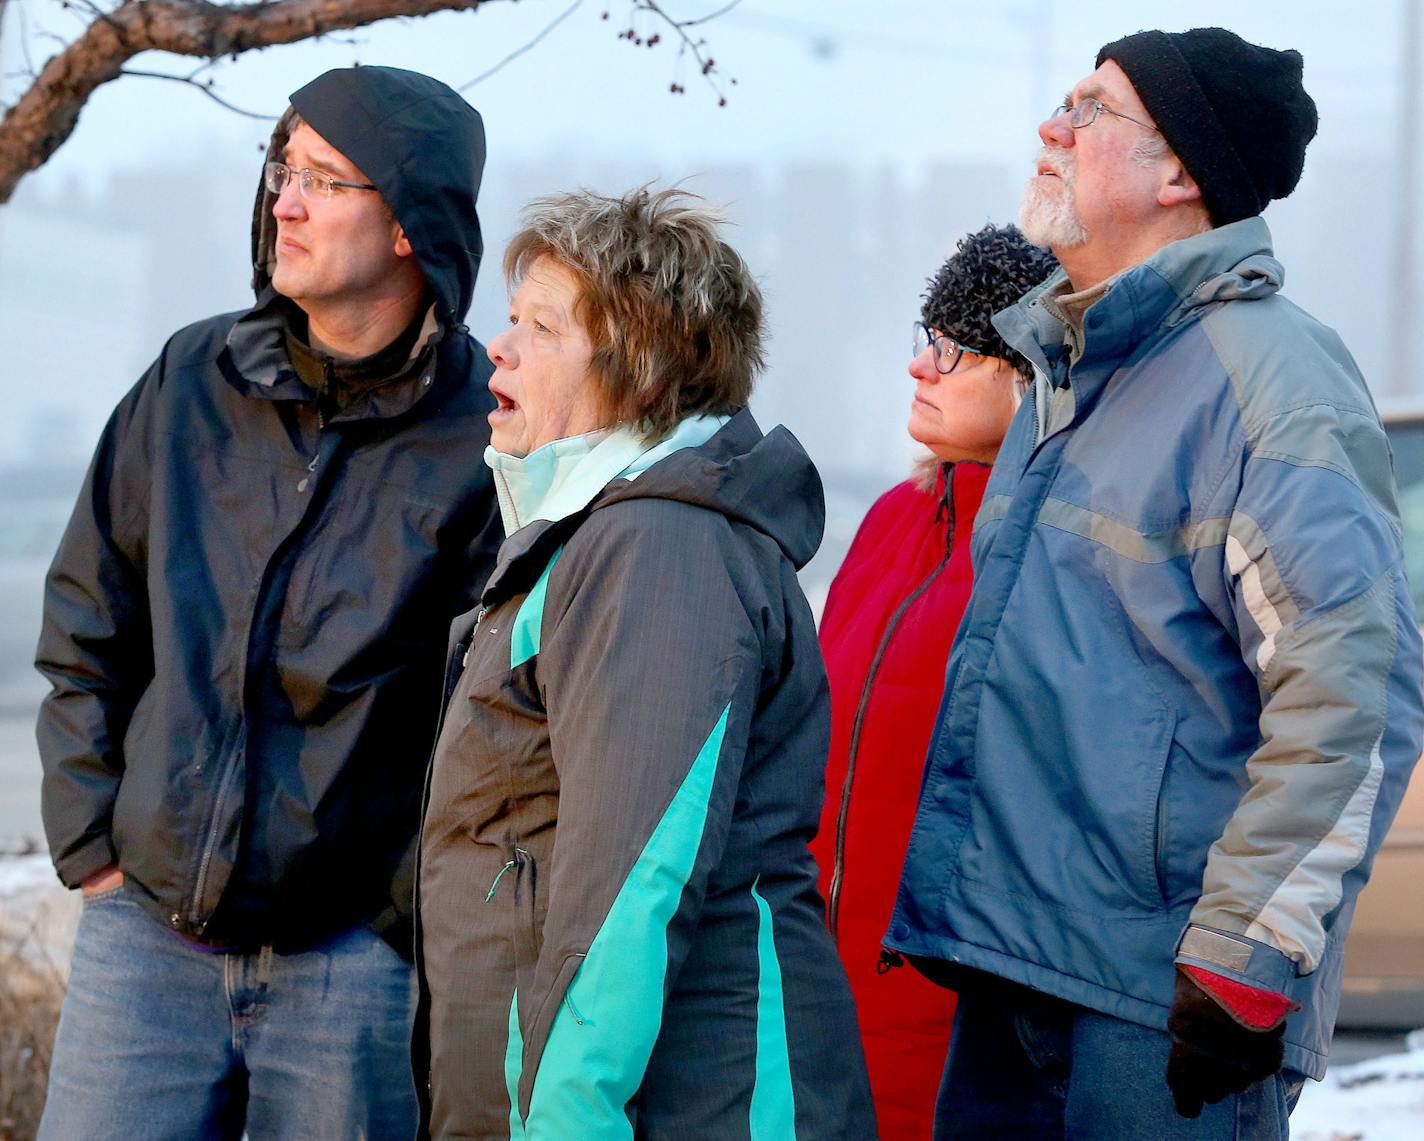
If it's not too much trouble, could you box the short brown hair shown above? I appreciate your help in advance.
[503,186,765,440]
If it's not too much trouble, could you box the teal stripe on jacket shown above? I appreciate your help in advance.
[510,547,563,669]
[506,990,527,1141]
[749,877,797,1139]
[523,702,732,1139]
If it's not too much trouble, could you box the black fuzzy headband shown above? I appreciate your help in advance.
[921,224,1059,380]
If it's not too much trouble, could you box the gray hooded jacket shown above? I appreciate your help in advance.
[419,410,877,1139]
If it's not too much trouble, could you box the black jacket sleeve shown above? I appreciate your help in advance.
[35,363,158,887]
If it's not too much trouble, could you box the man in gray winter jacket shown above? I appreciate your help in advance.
[888,27,1424,1141]
[36,67,499,1138]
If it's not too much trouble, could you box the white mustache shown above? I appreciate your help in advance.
[1036,147,1076,184]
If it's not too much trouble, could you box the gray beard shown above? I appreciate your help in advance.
[1019,176,1088,249]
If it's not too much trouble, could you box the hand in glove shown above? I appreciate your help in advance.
[1165,964,1299,1118]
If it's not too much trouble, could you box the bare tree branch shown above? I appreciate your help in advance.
[15,0,39,81]
[679,0,741,30]
[0,0,496,203]
[459,0,582,91]
[0,0,740,202]
[70,0,125,28]
[632,0,734,103]
[121,65,276,118]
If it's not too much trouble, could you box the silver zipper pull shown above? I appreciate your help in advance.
[463,607,489,666]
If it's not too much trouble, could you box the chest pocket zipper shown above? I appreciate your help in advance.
[486,846,541,982]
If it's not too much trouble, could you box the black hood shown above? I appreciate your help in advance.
[250,66,486,324]
[596,410,825,570]
[483,409,826,612]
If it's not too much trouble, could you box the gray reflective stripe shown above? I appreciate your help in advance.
[1226,535,1285,672]
[976,495,1013,528]
[1245,730,1387,969]
[975,496,1231,564]
[1225,512,1301,671]
[1178,926,1253,972]
[1036,498,1231,564]
[1198,573,1399,974]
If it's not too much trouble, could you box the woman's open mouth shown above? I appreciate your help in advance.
[488,383,519,418]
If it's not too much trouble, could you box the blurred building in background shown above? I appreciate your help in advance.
[0,0,1419,843]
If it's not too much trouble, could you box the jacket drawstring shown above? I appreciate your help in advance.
[878,948,906,974]
[485,848,528,902]
[828,466,960,939]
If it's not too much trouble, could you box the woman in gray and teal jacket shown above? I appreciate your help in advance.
[417,187,876,1140]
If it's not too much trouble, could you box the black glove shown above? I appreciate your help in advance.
[1165,966,1291,1118]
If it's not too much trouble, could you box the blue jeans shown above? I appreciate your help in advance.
[40,887,418,1140]
[935,978,1305,1140]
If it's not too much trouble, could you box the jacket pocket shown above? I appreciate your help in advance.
[519,950,588,1115]
[487,844,539,990]
[1144,709,1178,910]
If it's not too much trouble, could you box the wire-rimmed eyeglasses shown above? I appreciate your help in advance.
[912,322,984,375]
[1053,95,1160,134]
[264,161,379,202]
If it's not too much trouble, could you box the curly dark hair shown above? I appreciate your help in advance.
[921,224,1059,382]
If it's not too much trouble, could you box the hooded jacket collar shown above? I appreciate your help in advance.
[485,416,729,537]
[994,216,1282,387]
[482,408,825,605]
[221,289,445,422]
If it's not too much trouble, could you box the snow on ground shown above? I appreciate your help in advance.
[1297,1051,1424,1139]
[0,851,79,977]
[1293,1037,1424,1140]
[0,850,54,896]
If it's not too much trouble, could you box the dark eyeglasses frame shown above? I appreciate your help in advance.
[912,322,984,375]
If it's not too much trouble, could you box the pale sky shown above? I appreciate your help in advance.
[0,0,1418,464]
[1,0,1409,190]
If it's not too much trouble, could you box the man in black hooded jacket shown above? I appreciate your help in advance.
[35,67,499,1138]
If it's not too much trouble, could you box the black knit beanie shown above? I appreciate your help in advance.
[921,224,1059,381]
[1095,28,1318,225]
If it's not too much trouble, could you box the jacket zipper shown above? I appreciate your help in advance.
[186,740,246,930]
[411,605,485,1105]
[827,473,958,940]
[416,603,486,908]
[187,391,330,931]
[302,362,330,486]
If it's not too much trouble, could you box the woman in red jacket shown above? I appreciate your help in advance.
[810,224,1058,1139]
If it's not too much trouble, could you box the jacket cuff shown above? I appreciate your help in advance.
[1175,923,1297,994]
[53,835,118,890]
[1180,965,1296,1029]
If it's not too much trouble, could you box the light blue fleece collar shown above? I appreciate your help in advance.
[485,414,728,536]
